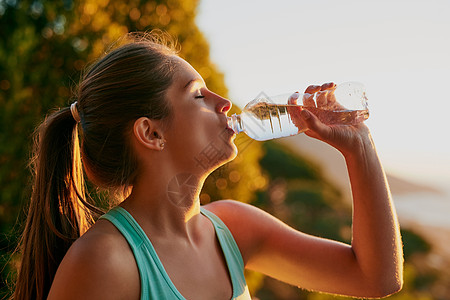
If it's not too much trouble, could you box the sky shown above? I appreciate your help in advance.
[197,0,450,189]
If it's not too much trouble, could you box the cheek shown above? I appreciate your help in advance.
[169,105,218,144]
[177,107,215,134]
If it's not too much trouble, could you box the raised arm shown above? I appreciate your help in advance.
[299,84,403,294]
[207,84,403,298]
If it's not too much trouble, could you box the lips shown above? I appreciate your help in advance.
[226,127,235,135]
[222,116,235,134]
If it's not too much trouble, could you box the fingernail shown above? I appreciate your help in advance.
[303,93,313,99]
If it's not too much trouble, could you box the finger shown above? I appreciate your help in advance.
[305,85,322,94]
[303,93,316,107]
[327,85,338,109]
[316,90,328,108]
[318,82,336,109]
[320,82,336,91]
[300,109,331,140]
[287,92,300,105]
[323,83,345,110]
[286,92,305,131]
[303,85,320,108]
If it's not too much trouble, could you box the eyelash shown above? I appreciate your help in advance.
[195,95,205,99]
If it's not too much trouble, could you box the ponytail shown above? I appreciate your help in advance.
[14,107,102,300]
[14,34,178,299]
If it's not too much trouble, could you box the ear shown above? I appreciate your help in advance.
[133,117,165,151]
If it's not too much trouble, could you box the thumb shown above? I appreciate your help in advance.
[300,109,331,140]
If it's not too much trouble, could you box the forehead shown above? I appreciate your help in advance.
[164,57,204,108]
[171,56,203,87]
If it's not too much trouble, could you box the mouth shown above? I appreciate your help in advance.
[223,116,236,135]
[225,126,236,135]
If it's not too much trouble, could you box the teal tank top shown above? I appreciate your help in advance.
[99,206,251,299]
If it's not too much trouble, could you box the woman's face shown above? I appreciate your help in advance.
[163,57,237,173]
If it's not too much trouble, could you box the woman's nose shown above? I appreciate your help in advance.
[213,94,232,114]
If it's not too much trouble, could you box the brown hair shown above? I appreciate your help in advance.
[14,32,179,300]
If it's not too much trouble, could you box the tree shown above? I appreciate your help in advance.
[0,0,265,296]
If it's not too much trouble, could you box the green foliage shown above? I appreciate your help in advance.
[256,141,347,241]
[260,141,321,181]
[401,229,431,260]
[0,0,266,297]
[257,141,351,249]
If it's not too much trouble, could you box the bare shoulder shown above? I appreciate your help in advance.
[203,199,252,218]
[48,219,140,300]
[204,199,286,229]
[203,200,289,264]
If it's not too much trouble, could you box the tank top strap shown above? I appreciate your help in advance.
[200,207,248,298]
[99,206,185,299]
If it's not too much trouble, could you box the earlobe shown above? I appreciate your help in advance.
[133,117,163,151]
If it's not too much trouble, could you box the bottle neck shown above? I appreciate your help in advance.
[227,114,242,134]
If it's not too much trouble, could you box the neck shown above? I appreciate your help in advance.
[119,164,208,241]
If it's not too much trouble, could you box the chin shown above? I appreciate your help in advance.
[194,132,238,172]
[215,146,238,169]
[213,147,238,172]
[224,148,238,164]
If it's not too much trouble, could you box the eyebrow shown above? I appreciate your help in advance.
[184,78,202,89]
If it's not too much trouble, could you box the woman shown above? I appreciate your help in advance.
[14,33,403,299]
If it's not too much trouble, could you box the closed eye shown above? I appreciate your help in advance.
[195,95,205,99]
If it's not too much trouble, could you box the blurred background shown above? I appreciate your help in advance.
[0,0,449,299]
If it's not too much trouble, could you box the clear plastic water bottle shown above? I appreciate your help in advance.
[227,82,369,141]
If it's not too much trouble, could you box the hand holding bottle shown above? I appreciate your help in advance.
[294,82,372,157]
